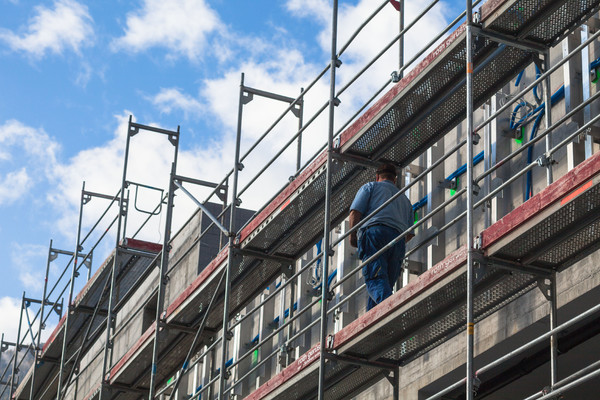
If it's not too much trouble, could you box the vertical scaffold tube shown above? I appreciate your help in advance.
[544,51,553,186]
[102,118,133,400]
[58,182,85,400]
[9,293,25,399]
[399,0,405,78]
[29,240,53,400]
[465,1,475,400]
[318,1,338,399]
[218,72,245,400]
[149,125,180,399]
[550,274,558,387]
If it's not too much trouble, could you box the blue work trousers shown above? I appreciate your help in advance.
[357,225,406,311]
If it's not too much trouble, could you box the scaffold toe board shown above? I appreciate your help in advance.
[13,239,161,400]
[482,150,600,271]
[245,144,600,400]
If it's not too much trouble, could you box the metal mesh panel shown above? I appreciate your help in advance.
[344,268,536,363]
[488,0,600,44]
[268,362,382,400]
[493,184,600,266]
[540,219,600,265]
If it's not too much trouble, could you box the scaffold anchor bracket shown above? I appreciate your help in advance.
[537,277,555,301]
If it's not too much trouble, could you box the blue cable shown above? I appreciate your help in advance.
[524,85,565,200]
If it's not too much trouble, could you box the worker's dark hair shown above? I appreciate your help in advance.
[376,163,397,180]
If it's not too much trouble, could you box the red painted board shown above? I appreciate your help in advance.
[109,323,156,383]
[123,237,162,253]
[333,245,467,350]
[243,343,322,400]
[165,246,229,318]
[41,314,67,355]
[481,151,600,249]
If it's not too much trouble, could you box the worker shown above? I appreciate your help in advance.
[349,163,414,311]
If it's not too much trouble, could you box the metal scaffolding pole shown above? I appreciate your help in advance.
[57,182,86,400]
[9,293,25,399]
[465,0,475,399]
[99,129,131,400]
[544,51,554,186]
[549,274,558,387]
[29,240,53,400]
[318,1,338,399]
[148,126,180,399]
[399,0,405,78]
[218,72,245,400]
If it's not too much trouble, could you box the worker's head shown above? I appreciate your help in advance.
[376,163,397,183]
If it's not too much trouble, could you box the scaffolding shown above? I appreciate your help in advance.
[5,0,600,399]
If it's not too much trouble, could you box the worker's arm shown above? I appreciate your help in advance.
[349,209,362,248]
[406,232,415,242]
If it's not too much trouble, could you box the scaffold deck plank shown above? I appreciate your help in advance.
[244,148,600,400]
[13,239,161,400]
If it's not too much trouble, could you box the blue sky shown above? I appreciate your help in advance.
[0,0,460,346]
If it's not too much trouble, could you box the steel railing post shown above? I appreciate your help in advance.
[29,240,53,400]
[57,182,86,400]
[218,72,245,400]
[465,1,475,399]
[9,293,25,399]
[149,129,180,399]
[550,273,558,387]
[544,51,554,186]
[318,1,338,399]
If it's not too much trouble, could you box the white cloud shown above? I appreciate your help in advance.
[0,120,61,205]
[151,88,204,119]
[285,0,330,25]
[0,0,94,58]
[0,297,23,342]
[0,168,31,205]
[10,243,48,291]
[113,0,222,61]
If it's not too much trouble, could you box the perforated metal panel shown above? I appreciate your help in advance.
[17,241,160,400]
[267,361,382,400]
[488,0,600,44]
[492,183,600,269]
[341,267,536,364]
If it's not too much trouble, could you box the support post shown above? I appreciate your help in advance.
[296,89,305,172]
[465,1,475,399]
[398,0,404,77]
[549,274,558,387]
[218,72,245,400]
[544,51,554,186]
[57,182,86,400]
[318,1,338,399]
[9,293,25,399]
[149,145,180,397]
[29,240,53,400]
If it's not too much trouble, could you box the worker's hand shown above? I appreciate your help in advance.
[406,233,415,242]
[350,232,357,248]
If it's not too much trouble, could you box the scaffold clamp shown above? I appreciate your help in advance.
[326,334,335,350]
[536,153,553,167]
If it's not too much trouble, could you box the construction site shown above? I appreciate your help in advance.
[2,0,600,399]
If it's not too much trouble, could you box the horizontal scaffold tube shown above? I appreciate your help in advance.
[425,302,600,400]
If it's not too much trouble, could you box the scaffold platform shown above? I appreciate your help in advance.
[14,239,161,400]
[94,0,600,397]
[244,142,600,400]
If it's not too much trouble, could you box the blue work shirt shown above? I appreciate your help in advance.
[350,180,413,237]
